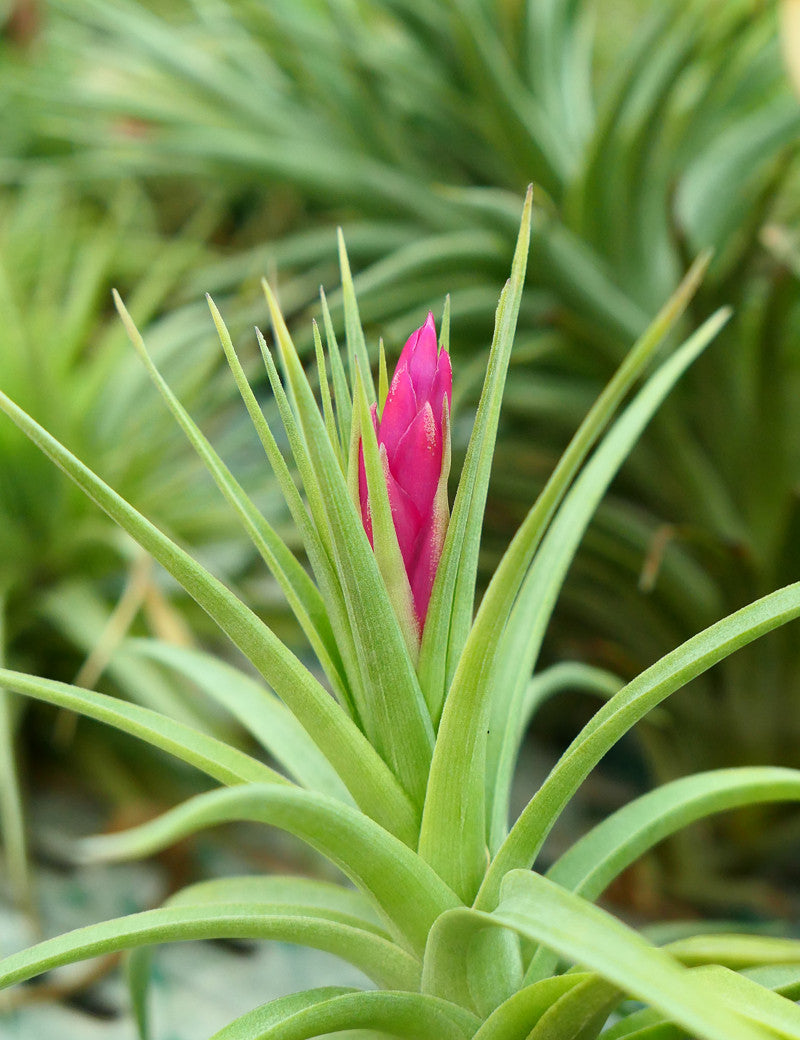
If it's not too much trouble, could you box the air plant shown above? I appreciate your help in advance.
[38,0,800,890]
[0,194,799,1039]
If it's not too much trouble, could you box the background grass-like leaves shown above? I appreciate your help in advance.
[0,5,799,1030]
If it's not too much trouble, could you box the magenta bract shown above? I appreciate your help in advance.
[359,312,452,628]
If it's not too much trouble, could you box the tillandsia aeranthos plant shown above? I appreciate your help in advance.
[2,193,800,1039]
[358,311,452,643]
[41,2,800,885]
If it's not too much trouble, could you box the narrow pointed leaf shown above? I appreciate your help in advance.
[489,664,622,853]
[320,287,352,455]
[263,286,434,807]
[0,667,281,787]
[526,766,800,982]
[0,597,30,911]
[421,314,729,903]
[0,389,417,841]
[417,187,533,718]
[113,290,348,701]
[207,298,362,723]
[337,228,376,401]
[378,338,389,414]
[313,318,342,465]
[128,640,352,802]
[479,582,800,908]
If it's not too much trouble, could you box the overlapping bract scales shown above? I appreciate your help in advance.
[359,313,451,626]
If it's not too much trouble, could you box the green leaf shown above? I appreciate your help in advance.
[337,228,376,402]
[127,640,353,802]
[601,965,800,1040]
[479,254,712,843]
[478,581,800,908]
[0,594,31,912]
[471,975,593,1040]
[206,298,362,725]
[0,387,417,842]
[742,965,800,1001]
[74,784,460,956]
[492,871,781,1040]
[113,290,348,705]
[127,878,394,1039]
[489,663,622,855]
[525,975,621,1040]
[417,186,533,721]
[378,337,389,414]
[0,903,418,994]
[666,934,800,970]
[319,287,352,456]
[526,766,800,981]
[212,988,480,1040]
[422,303,727,903]
[263,284,434,807]
[209,989,359,1040]
[313,318,342,467]
[601,1016,682,1040]
[685,966,800,1039]
[0,666,282,787]
[165,875,388,933]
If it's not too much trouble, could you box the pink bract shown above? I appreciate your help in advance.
[358,312,452,628]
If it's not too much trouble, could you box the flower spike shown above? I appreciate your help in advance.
[359,313,452,631]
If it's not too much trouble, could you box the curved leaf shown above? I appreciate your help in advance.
[666,935,800,970]
[526,766,800,980]
[0,666,282,787]
[424,307,728,901]
[493,872,782,1040]
[0,387,417,842]
[417,186,532,718]
[471,975,593,1040]
[165,875,387,933]
[75,784,460,956]
[600,964,800,1040]
[0,903,418,993]
[525,974,621,1040]
[128,639,353,802]
[212,988,479,1040]
[126,879,391,1039]
[263,286,434,808]
[488,663,622,853]
[210,989,359,1040]
[479,582,800,908]
[113,290,348,704]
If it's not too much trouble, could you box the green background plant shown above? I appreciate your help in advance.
[0,195,799,1040]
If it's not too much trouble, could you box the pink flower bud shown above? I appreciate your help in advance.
[359,312,452,628]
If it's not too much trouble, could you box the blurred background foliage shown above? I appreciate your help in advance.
[1,0,800,917]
